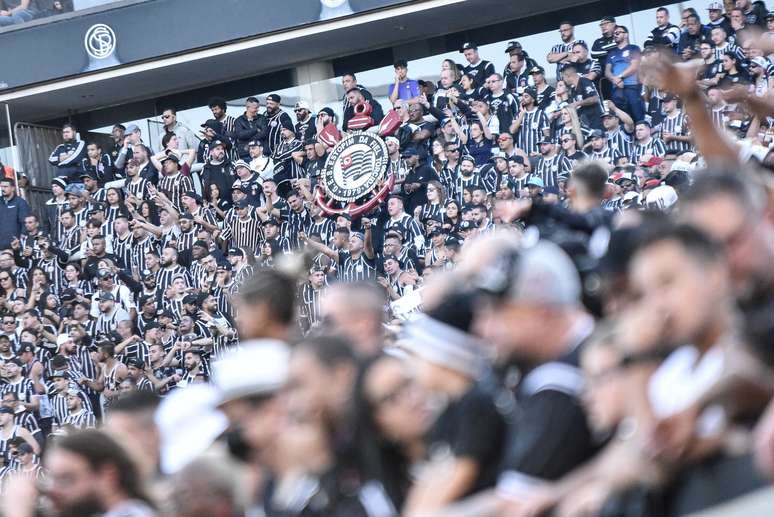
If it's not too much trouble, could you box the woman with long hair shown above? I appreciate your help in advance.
[466,120,494,167]
[104,187,131,238]
[351,354,430,512]
[414,180,446,224]
[430,139,446,176]
[207,183,231,223]
[443,199,461,232]
[440,58,462,82]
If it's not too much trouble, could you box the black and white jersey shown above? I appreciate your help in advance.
[504,175,530,197]
[384,214,425,253]
[298,283,325,331]
[125,178,151,201]
[287,209,313,249]
[606,128,633,158]
[516,109,550,155]
[158,173,194,212]
[136,376,154,392]
[660,111,692,153]
[112,233,133,269]
[645,23,681,49]
[416,203,444,224]
[573,58,602,79]
[118,340,149,366]
[591,34,616,64]
[712,43,745,63]
[486,91,520,134]
[462,59,496,88]
[629,137,667,163]
[50,393,69,425]
[337,252,377,283]
[590,146,622,166]
[225,213,263,253]
[156,265,192,294]
[534,154,573,187]
[549,39,586,80]
[129,237,158,277]
[1,378,34,404]
[176,230,197,255]
[14,410,40,435]
[307,218,336,246]
[63,408,96,429]
[272,138,305,181]
[454,172,487,204]
[58,226,81,255]
[94,308,129,336]
[266,111,295,155]
[438,162,460,201]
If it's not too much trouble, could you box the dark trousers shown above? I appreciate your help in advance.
[612,85,645,124]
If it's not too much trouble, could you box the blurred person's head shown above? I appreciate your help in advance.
[44,430,154,516]
[629,224,730,348]
[320,282,385,356]
[234,269,295,342]
[681,171,774,299]
[288,335,358,426]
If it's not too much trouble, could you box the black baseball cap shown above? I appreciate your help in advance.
[235,199,250,209]
[262,217,280,227]
[0,407,13,415]
[529,66,545,75]
[460,42,478,52]
[126,357,145,369]
[266,93,281,103]
[227,247,244,257]
[505,40,523,54]
[200,119,223,132]
[17,342,34,354]
[98,291,115,302]
[182,294,200,305]
[508,155,525,165]
[590,129,605,139]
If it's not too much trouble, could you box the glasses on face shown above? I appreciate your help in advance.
[561,138,572,143]
[447,148,460,153]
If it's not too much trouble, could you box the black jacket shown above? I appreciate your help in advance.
[234,113,269,159]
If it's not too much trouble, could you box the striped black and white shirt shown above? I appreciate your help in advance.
[454,172,486,204]
[660,111,692,154]
[384,214,425,253]
[516,108,550,155]
[590,146,623,166]
[606,128,633,158]
[337,251,377,283]
[129,237,158,277]
[266,110,295,155]
[299,283,325,332]
[112,233,133,269]
[287,209,313,249]
[158,173,194,212]
[534,154,573,187]
[308,218,337,246]
[63,408,96,429]
[1,378,34,404]
[550,39,586,80]
[712,42,744,63]
[629,137,667,163]
[125,177,151,201]
[156,265,192,293]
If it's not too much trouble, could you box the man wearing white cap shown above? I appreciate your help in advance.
[294,100,317,142]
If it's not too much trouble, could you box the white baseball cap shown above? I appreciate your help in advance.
[646,185,679,211]
[211,340,290,406]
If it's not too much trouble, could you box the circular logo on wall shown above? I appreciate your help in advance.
[322,132,388,202]
[84,24,117,60]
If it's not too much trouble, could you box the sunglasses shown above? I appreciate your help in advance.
[561,138,572,143]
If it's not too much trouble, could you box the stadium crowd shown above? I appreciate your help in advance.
[2,1,774,515]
